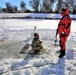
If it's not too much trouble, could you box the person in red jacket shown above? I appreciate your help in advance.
[55,7,72,58]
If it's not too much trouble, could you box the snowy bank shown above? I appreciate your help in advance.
[0,13,76,19]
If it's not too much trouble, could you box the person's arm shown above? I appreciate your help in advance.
[66,19,71,30]
[62,18,71,36]
[31,39,36,47]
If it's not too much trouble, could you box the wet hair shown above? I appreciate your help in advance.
[34,33,39,37]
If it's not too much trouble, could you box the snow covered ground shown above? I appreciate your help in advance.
[0,13,76,75]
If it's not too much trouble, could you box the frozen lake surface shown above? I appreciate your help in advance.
[0,19,76,75]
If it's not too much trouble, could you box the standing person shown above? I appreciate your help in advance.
[31,33,43,54]
[55,7,72,58]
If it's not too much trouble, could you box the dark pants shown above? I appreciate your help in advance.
[58,36,68,58]
[59,36,68,51]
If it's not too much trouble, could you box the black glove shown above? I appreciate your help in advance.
[55,39,57,42]
[61,32,66,36]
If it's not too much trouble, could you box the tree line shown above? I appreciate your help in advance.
[0,0,76,14]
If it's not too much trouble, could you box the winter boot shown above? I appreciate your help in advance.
[58,50,65,58]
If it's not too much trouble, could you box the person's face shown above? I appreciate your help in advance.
[34,35,39,39]
[60,9,65,14]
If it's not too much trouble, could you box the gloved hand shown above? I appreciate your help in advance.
[61,32,66,36]
[55,39,57,42]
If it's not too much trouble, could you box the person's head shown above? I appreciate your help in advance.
[34,33,39,39]
[60,7,69,16]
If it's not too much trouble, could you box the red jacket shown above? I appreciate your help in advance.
[58,8,72,37]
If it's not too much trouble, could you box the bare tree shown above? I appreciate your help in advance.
[42,0,55,13]
[13,6,18,13]
[49,0,55,12]
[29,0,40,12]
[58,0,62,9]
[6,2,13,13]
[42,0,49,12]
[20,1,26,13]
[57,0,74,13]
[73,4,76,13]
[68,0,74,13]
